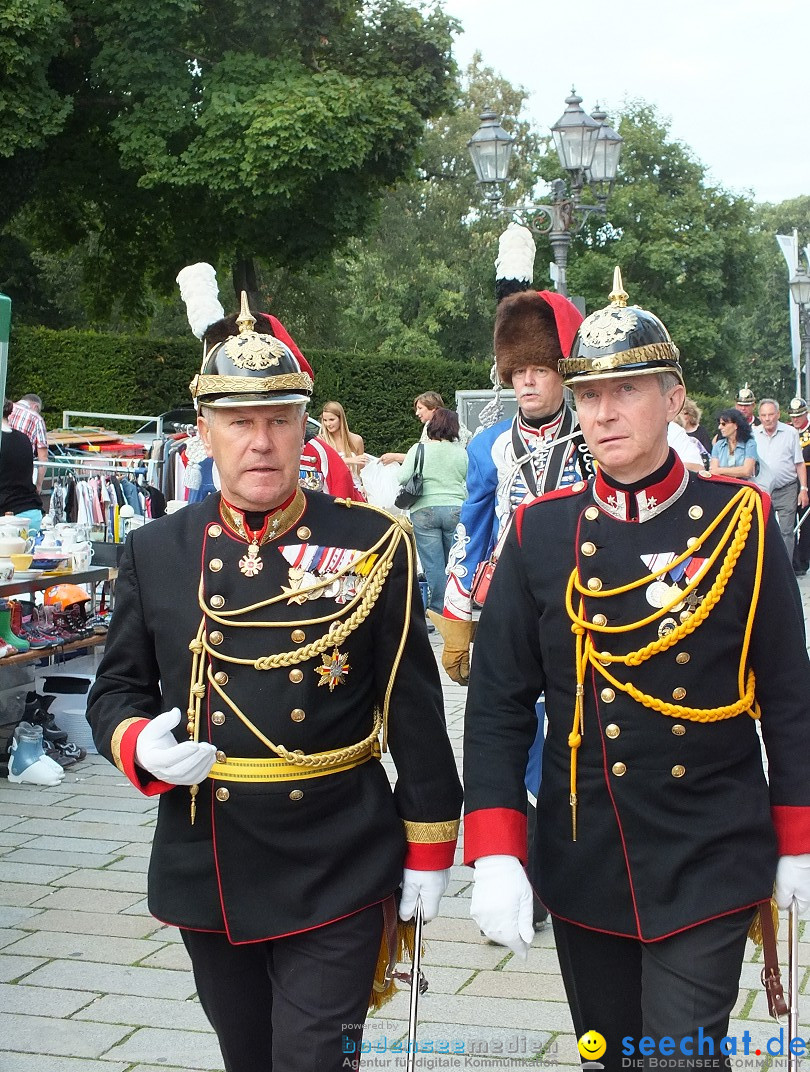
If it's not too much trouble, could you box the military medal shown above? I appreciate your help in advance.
[239,542,263,577]
[315,647,350,691]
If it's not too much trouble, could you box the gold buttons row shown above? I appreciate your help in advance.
[210,708,305,725]
[605,722,685,738]
[215,786,305,803]
[611,762,686,778]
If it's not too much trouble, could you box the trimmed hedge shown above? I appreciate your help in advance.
[7,325,492,455]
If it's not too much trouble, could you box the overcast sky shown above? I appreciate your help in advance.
[438,0,809,205]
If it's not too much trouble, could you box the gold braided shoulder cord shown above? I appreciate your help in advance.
[185,515,416,775]
[564,486,765,841]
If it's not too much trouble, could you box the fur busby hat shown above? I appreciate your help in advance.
[494,289,584,384]
[492,223,583,385]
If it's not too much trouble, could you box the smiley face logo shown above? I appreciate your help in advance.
[577,1030,607,1063]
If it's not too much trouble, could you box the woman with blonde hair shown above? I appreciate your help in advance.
[319,402,366,491]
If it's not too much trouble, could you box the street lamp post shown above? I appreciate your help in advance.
[467,89,622,297]
[790,265,810,403]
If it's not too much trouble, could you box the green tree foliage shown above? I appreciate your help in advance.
[0,0,458,320]
[556,103,759,396]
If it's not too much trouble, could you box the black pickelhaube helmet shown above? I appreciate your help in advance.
[789,397,808,418]
[559,267,682,386]
[189,292,313,408]
[735,383,756,406]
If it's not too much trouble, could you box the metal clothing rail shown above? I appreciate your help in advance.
[60,410,164,436]
[43,458,148,474]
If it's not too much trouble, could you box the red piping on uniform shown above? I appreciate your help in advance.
[547,898,767,943]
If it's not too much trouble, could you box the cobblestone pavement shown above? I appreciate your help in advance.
[1,580,809,1070]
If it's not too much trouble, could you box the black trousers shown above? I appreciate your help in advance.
[552,909,753,1072]
[181,903,383,1072]
[794,502,810,571]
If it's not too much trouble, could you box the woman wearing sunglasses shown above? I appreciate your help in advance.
[710,407,759,479]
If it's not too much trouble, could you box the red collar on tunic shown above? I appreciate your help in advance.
[593,450,688,523]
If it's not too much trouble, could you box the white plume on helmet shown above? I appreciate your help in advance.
[176,262,225,340]
[495,222,536,288]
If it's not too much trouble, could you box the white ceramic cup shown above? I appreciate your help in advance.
[71,545,94,573]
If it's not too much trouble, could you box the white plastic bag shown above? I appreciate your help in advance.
[361,458,403,510]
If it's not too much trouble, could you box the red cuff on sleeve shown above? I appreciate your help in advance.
[119,720,175,798]
[771,805,810,855]
[464,807,528,866]
[404,840,456,870]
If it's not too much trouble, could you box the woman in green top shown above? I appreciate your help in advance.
[399,408,468,614]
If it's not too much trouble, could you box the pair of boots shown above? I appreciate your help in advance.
[7,722,65,786]
[23,692,86,768]
[0,599,30,655]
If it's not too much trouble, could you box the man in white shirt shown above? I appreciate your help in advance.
[754,398,808,557]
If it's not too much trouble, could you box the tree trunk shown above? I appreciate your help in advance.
[232,256,260,313]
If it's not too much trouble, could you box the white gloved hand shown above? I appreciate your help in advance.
[774,853,810,915]
[470,854,534,959]
[399,867,451,922]
[134,708,217,786]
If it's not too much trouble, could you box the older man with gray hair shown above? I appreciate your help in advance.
[754,398,808,557]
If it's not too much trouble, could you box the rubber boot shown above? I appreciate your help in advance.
[8,723,64,785]
[24,693,68,744]
[0,603,30,653]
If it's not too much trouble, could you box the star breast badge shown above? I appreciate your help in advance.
[315,647,351,691]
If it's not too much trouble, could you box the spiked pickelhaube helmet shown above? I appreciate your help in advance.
[559,268,682,386]
[735,384,756,407]
[789,397,808,418]
[189,292,313,409]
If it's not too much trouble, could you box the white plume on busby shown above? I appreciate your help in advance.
[176,262,225,340]
[494,222,536,304]
[478,224,538,432]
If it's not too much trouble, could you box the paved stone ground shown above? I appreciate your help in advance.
[1,581,809,1071]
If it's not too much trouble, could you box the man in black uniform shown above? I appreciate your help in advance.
[463,270,810,1070]
[87,296,462,1072]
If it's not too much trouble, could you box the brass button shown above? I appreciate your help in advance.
[209,630,224,646]
[572,481,586,492]
[672,687,687,700]
[675,652,690,665]
[612,762,627,777]
[687,537,700,548]
[209,558,223,572]
[289,669,304,683]
[585,506,599,521]
[291,708,306,722]
[671,724,686,736]
[600,687,615,703]
[291,629,306,644]
[605,723,620,739]
[581,541,597,557]
[289,789,304,801]
[215,750,227,763]
[587,577,603,591]
[212,711,225,726]
[210,594,225,609]
[297,526,311,540]
[698,469,712,478]
[208,524,222,538]
[591,613,607,627]
[214,671,229,685]
[216,787,230,802]
[671,764,686,778]
[688,506,703,520]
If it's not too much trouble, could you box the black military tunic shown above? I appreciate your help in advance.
[88,490,461,942]
[464,451,810,940]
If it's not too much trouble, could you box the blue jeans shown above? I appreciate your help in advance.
[410,504,461,612]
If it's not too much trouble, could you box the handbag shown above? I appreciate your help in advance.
[470,515,513,609]
[394,444,425,509]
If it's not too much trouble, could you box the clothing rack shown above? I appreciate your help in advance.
[43,458,148,475]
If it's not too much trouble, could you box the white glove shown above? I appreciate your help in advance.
[134,708,217,786]
[399,867,451,922]
[775,853,810,915]
[470,854,534,959]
